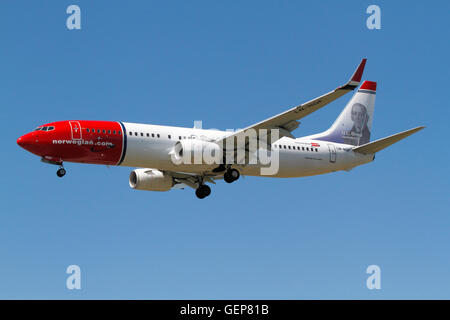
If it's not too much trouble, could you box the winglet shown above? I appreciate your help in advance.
[350,58,367,83]
[339,58,367,90]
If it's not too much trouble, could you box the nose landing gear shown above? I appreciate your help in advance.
[56,167,66,178]
[41,157,66,178]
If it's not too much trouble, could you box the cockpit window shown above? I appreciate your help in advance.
[34,126,55,132]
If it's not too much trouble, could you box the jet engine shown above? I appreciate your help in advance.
[129,168,173,191]
[171,139,222,165]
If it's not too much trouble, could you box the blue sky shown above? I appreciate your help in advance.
[1,1,449,299]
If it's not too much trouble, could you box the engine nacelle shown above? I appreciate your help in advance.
[129,168,173,191]
[171,139,222,165]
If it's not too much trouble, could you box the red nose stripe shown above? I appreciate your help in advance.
[17,120,125,166]
[360,81,377,91]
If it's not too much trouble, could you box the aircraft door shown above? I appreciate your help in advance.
[69,121,82,140]
[328,144,336,163]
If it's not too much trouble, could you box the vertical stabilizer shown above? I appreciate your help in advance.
[309,81,377,146]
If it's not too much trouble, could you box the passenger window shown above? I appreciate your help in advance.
[86,129,90,133]
[97,129,101,133]
[135,132,138,136]
[118,131,121,135]
[113,130,116,134]
[141,133,143,137]
[108,130,111,134]
[157,134,160,138]
[168,135,171,139]
[129,132,132,136]
[103,130,106,133]
[179,136,181,140]
[315,148,318,152]
[146,133,149,137]
[288,146,291,149]
[302,147,305,151]
[152,133,155,138]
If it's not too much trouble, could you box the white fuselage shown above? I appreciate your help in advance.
[120,122,374,178]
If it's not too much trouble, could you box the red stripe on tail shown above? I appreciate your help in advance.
[360,81,377,91]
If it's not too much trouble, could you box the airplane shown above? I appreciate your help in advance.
[17,59,424,199]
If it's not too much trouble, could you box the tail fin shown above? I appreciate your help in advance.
[310,81,377,146]
[353,126,425,154]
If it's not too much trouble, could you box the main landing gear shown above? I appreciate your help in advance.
[193,168,240,199]
[195,184,211,199]
[224,168,240,183]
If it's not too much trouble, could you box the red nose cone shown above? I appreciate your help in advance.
[17,133,34,149]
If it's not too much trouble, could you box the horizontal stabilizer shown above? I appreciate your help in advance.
[353,126,425,154]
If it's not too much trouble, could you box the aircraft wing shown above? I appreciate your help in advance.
[216,59,367,145]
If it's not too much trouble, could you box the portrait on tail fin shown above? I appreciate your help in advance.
[343,103,371,145]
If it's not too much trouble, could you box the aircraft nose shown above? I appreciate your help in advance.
[17,133,34,149]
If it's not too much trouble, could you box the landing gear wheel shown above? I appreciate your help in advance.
[224,169,240,183]
[57,168,66,177]
[203,185,211,197]
[195,184,211,199]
